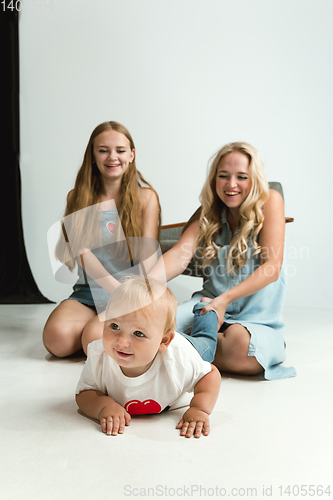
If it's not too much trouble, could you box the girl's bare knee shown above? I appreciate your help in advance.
[43,321,81,357]
[81,317,104,354]
[43,326,67,357]
[43,301,96,357]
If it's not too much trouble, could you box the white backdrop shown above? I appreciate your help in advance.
[19,0,333,309]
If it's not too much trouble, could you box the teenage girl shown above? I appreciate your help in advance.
[43,121,161,357]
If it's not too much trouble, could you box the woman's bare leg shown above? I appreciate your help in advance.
[43,300,96,357]
[213,324,263,375]
[81,311,105,355]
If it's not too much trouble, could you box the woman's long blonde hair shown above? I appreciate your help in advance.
[55,121,161,270]
[197,142,269,273]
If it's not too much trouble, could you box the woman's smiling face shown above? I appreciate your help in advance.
[215,151,252,209]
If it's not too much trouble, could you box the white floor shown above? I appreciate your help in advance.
[0,304,332,500]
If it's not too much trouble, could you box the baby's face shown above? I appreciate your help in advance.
[103,308,169,377]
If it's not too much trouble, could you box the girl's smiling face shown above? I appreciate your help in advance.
[216,151,252,210]
[93,129,135,182]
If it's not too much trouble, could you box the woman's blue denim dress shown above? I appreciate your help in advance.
[176,210,296,380]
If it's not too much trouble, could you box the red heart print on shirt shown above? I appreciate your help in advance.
[124,399,162,415]
[106,222,116,234]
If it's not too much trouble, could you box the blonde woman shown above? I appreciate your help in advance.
[43,121,161,357]
[151,142,295,380]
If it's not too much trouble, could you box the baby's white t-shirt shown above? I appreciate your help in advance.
[76,333,212,414]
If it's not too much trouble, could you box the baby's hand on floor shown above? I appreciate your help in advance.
[99,402,131,436]
[176,407,210,438]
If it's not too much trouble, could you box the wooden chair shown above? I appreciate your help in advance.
[160,182,293,278]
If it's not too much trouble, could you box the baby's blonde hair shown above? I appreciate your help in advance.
[105,275,177,333]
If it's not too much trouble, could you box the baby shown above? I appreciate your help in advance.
[76,275,221,438]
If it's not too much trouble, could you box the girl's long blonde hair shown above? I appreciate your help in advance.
[197,142,269,273]
[55,121,161,270]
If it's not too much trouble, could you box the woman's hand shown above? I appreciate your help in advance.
[199,295,229,330]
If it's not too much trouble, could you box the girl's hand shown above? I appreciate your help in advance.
[176,408,210,438]
[199,295,229,330]
[99,402,131,436]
